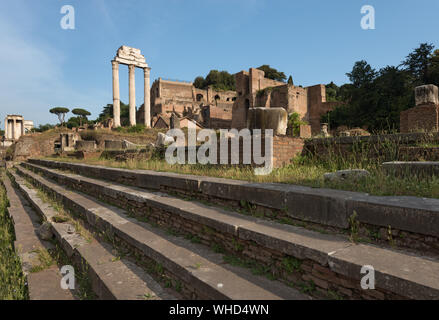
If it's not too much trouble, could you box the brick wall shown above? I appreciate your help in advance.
[272,136,304,167]
[304,132,439,162]
[179,134,304,168]
[400,104,439,133]
[206,106,233,129]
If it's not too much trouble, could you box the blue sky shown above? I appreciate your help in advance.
[1,0,438,126]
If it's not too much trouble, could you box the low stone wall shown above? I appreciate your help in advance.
[177,135,303,168]
[383,161,439,178]
[304,132,439,162]
[100,148,156,162]
[400,104,439,133]
[75,140,96,152]
[27,159,439,256]
[398,147,439,161]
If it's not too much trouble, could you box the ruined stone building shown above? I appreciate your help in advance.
[137,69,337,135]
[110,46,338,135]
[137,77,236,129]
[3,115,34,146]
[400,84,439,133]
[231,68,340,135]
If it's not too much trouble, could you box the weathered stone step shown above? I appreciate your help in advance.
[2,175,75,300]
[8,171,176,300]
[13,166,307,300]
[27,159,439,240]
[21,162,352,266]
[17,162,439,300]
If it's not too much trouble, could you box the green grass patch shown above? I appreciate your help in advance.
[0,173,28,299]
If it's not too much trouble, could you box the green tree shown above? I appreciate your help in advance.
[288,112,308,136]
[193,76,206,89]
[97,102,130,126]
[401,42,434,85]
[325,82,339,102]
[257,65,287,82]
[49,107,70,126]
[346,60,376,88]
[72,108,91,126]
[287,75,294,85]
[193,70,235,91]
[66,117,81,129]
[427,49,439,86]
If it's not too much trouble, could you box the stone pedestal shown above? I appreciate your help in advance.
[415,85,439,106]
[247,107,288,135]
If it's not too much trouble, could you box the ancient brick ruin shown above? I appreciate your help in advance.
[232,68,340,135]
[400,84,439,133]
[117,45,340,136]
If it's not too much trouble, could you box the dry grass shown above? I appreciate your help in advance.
[43,154,439,199]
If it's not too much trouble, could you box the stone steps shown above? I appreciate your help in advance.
[2,175,75,300]
[12,166,307,300]
[8,171,176,300]
[26,159,439,258]
[16,162,439,300]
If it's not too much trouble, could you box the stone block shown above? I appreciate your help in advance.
[75,140,96,152]
[382,161,439,178]
[104,140,123,150]
[247,107,288,135]
[284,186,354,228]
[327,244,439,300]
[415,84,439,106]
[299,125,312,138]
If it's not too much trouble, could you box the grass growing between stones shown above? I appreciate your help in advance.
[0,171,28,300]
[43,153,439,199]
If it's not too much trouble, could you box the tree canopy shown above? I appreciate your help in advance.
[193,70,236,91]
[97,101,130,126]
[49,107,70,126]
[321,43,439,133]
[72,108,91,117]
[257,65,287,82]
[72,108,91,126]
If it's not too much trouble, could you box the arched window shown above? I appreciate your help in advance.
[196,94,204,102]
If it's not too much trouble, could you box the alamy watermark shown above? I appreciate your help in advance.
[60,265,75,290]
[60,5,75,30]
[360,265,375,290]
[164,124,274,175]
[361,5,375,30]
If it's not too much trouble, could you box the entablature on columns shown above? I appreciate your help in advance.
[113,45,148,68]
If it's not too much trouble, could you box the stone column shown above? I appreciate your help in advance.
[7,119,12,140]
[129,64,136,126]
[12,118,16,140]
[112,61,121,128]
[144,67,151,127]
[4,118,7,139]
